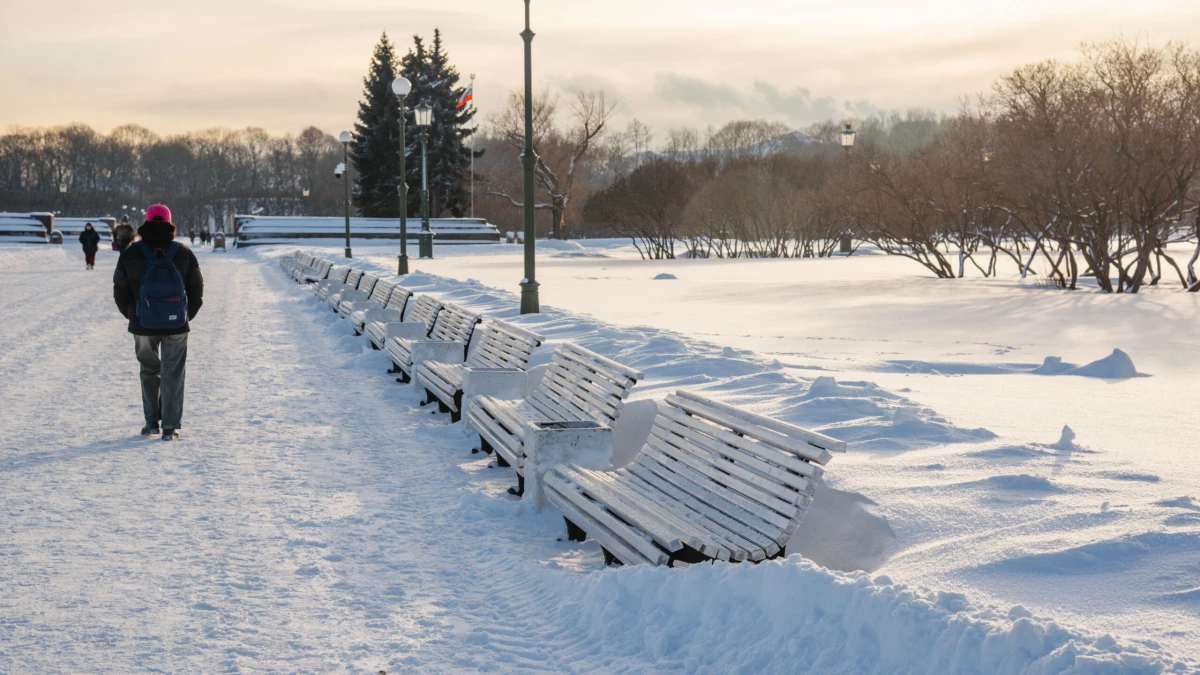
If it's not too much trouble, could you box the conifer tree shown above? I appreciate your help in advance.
[398,29,477,217]
[349,33,401,218]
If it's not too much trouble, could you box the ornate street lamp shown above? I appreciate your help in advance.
[302,187,310,197]
[414,100,434,259]
[59,182,67,215]
[519,0,540,314]
[840,123,856,151]
[392,76,413,273]
[339,130,352,258]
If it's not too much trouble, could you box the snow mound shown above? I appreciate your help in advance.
[1032,356,1075,375]
[1068,349,1140,379]
[1052,425,1076,450]
[538,239,586,252]
[652,272,678,280]
[546,558,1191,673]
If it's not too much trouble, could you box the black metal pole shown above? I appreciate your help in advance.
[419,127,433,258]
[519,0,540,314]
[343,141,352,258]
[398,96,409,274]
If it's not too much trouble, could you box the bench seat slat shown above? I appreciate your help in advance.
[544,472,674,564]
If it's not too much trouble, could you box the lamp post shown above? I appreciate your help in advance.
[840,123,856,152]
[519,0,540,314]
[339,130,352,258]
[59,182,67,215]
[838,124,855,254]
[393,76,413,274]
[414,100,434,259]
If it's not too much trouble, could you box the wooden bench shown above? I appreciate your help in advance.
[465,343,643,495]
[315,266,353,301]
[363,288,417,348]
[279,251,305,276]
[385,301,481,383]
[350,281,404,335]
[325,269,368,310]
[296,259,333,284]
[545,391,844,567]
[415,319,545,422]
[338,276,394,321]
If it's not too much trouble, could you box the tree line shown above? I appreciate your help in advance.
[0,123,346,232]
[575,39,1200,293]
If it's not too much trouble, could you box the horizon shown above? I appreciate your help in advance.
[2,0,1197,138]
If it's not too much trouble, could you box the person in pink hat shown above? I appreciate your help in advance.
[112,204,205,441]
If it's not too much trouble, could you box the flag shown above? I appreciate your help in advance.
[456,86,473,109]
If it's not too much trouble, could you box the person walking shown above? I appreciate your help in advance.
[112,204,204,441]
[78,222,101,270]
[113,217,135,252]
[189,229,196,246]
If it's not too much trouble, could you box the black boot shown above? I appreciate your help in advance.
[162,429,180,441]
[141,424,160,436]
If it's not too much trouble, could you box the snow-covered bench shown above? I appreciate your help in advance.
[315,266,353,301]
[338,277,395,321]
[385,301,481,383]
[326,270,371,311]
[545,391,843,567]
[279,251,305,276]
[352,283,409,336]
[466,343,644,495]
[363,288,418,348]
[415,319,545,422]
[296,259,333,284]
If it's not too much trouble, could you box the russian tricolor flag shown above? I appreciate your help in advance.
[456,86,473,109]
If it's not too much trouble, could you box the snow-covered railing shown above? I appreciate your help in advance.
[54,218,115,242]
[233,216,501,247]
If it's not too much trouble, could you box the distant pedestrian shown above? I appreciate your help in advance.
[189,229,196,246]
[113,217,135,252]
[202,229,210,246]
[78,222,101,270]
[112,204,204,441]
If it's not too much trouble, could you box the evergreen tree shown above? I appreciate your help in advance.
[349,33,402,218]
[398,29,478,217]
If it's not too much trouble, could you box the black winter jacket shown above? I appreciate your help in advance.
[79,228,101,252]
[113,221,204,336]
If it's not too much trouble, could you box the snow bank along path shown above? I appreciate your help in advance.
[0,245,1193,673]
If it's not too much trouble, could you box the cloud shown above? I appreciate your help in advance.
[652,73,880,128]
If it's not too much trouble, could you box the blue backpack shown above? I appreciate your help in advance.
[135,241,188,330]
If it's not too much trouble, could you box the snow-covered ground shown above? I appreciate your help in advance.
[1,241,1197,672]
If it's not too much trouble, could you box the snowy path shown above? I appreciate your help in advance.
[0,250,632,672]
[1,247,1195,673]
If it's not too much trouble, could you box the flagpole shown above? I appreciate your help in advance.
[470,72,476,219]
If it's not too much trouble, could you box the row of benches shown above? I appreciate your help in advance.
[279,251,845,568]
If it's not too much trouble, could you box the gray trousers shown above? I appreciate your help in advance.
[134,334,188,429]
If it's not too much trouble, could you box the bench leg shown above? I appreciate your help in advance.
[480,438,493,456]
[564,518,587,543]
[436,398,451,414]
[601,547,623,567]
[494,450,510,468]
[397,369,411,384]
[668,544,710,567]
[506,473,524,497]
[450,392,463,424]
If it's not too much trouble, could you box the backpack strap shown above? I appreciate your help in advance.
[135,241,154,259]
[164,242,181,260]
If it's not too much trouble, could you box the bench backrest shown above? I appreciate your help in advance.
[327,266,351,284]
[635,391,842,543]
[384,286,414,313]
[467,320,544,370]
[345,269,364,288]
[429,302,482,346]
[402,295,443,333]
[317,260,333,278]
[527,343,644,425]
[370,279,397,304]
[356,273,379,295]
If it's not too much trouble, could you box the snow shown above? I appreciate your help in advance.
[2,241,1198,672]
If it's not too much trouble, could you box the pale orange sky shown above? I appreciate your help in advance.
[1,0,1196,137]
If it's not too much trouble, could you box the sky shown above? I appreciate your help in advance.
[1,0,1196,140]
